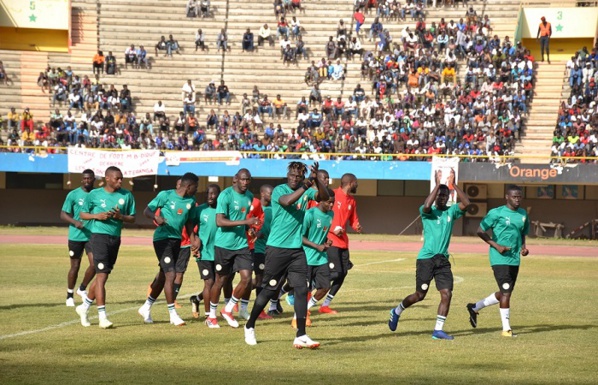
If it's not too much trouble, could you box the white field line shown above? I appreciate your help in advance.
[0,257,463,340]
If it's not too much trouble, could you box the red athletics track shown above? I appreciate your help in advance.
[0,235,595,257]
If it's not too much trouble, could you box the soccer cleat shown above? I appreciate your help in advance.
[76,289,88,300]
[138,306,153,324]
[190,296,200,319]
[318,306,338,314]
[293,334,320,349]
[170,314,186,326]
[286,294,295,306]
[220,310,239,328]
[75,304,91,327]
[501,330,517,338]
[238,308,250,321]
[388,309,400,332]
[66,297,75,307]
[244,327,257,346]
[291,318,297,329]
[432,330,454,340]
[99,318,114,329]
[466,303,478,328]
[205,317,220,328]
[258,310,273,320]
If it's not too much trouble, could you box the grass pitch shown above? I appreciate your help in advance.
[0,232,596,385]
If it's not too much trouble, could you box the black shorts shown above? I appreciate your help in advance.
[153,238,182,273]
[492,265,519,294]
[262,246,308,291]
[176,247,192,273]
[197,260,216,281]
[214,246,253,276]
[327,246,353,274]
[308,264,331,291]
[415,254,453,292]
[91,233,121,274]
[68,240,92,259]
[254,252,266,273]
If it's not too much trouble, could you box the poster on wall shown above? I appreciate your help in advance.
[430,156,460,206]
[67,148,160,177]
[561,185,579,199]
[537,185,554,199]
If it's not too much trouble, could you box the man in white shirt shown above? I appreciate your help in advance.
[258,24,274,47]
[153,100,166,121]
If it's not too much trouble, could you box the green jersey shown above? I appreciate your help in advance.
[302,207,334,266]
[61,187,92,242]
[195,203,217,261]
[147,189,196,241]
[417,204,465,259]
[214,186,253,250]
[480,205,529,266]
[82,187,136,237]
[267,184,317,249]
[254,205,272,254]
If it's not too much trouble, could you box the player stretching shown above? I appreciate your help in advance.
[61,169,96,306]
[208,169,259,328]
[244,161,328,349]
[76,166,136,329]
[467,185,529,337]
[190,184,220,321]
[320,173,362,314]
[388,170,470,340]
[138,173,199,326]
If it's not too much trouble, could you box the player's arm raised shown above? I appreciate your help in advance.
[453,182,471,212]
[422,169,442,214]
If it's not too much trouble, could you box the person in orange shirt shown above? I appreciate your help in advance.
[536,16,552,63]
[320,173,362,314]
[92,50,105,76]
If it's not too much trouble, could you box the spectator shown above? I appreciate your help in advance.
[277,16,289,39]
[272,94,288,119]
[153,100,166,121]
[137,45,150,69]
[155,35,168,56]
[242,28,254,52]
[199,0,210,18]
[186,0,199,17]
[92,50,105,76]
[124,44,137,69]
[182,79,196,101]
[325,36,337,60]
[183,92,196,115]
[217,80,231,105]
[258,24,274,47]
[204,81,216,104]
[195,29,207,52]
[167,34,181,56]
[217,29,229,52]
[290,16,301,39]
[105,51,116,75]
[259,95,273,119]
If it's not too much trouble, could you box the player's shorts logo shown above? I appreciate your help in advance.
[164,257,171,264]
[269,279,277,286]
[421,283,429,291]
[202,269,209,276]
[216,264,222,271]
[502,283,510,290]
[98,262,105,270]
[69,250,75,257]
[329,262,335,269]
[259,263,265,270]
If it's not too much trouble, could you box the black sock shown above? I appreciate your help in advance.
[246,288,276,329]
[66,291,74,299]
[79,283,87,291]
[174,283,181,300]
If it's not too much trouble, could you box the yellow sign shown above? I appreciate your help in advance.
[0,0,69,30]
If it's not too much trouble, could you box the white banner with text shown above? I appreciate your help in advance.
[68,148,160,177]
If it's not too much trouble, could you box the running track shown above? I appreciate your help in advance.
[0,235,595,257]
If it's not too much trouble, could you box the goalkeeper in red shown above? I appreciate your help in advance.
[388,169,470,340]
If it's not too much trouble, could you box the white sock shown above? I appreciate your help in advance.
[167,303,177,316]
[322,293,334,307]
[500,308,511,331]
[224,296,239,313]
[98,305,107,320]
[67,289,74,294]
[307,297,318,310]
[394,302,405,316]
[83,297,93,310]
[240,299,249,312]
[434,315,446,331]
[209,302,218,318]
[268,300,278,311]
[473,293,499,312]
[144,296,156,308]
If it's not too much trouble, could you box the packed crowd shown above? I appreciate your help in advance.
[2,1,585,163]
[551,45,598,163]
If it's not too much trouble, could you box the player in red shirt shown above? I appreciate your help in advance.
[237,192,265,320]
[320,173,362,314]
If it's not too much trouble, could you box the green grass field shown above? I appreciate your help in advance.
[0,234,597,384]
